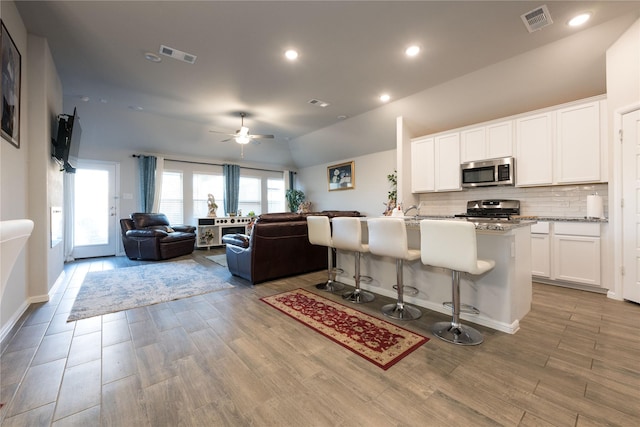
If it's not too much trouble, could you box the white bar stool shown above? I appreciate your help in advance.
[307,216,344,292]
[332,217,375,304]
[367,218,422,320]
[420,219,495,345]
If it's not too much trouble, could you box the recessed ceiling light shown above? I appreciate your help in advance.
[144,52,162,63]
[568,12,591,27]
[79,96,90,102]
[285,49,299,61]
[337,115,348,120]
[379,94,391,103]
[128,105,144,111]
[405,45,421,57]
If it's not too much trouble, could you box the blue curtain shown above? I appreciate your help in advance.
[223,164,240,215]
[138,155,157,213]
[289,171,295,190]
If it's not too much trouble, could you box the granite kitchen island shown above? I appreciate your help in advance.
[334,217,535,334]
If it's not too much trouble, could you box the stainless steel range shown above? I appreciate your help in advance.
[454,199,520,222]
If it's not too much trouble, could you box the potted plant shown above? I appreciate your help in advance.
[285,189,305,213]
[384,170,397,215]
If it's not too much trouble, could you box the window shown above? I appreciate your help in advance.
[159,171,183,224]
[238,176,261,215]
[193,173,224,218]
[267,178,285,213]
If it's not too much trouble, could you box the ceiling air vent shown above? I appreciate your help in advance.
[521,4,553,33]
[308,98,330,108]
[159,44,197,64]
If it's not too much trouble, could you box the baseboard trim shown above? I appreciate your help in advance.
[0,300,30,345]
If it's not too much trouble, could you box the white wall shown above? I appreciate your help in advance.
[0,1,64,335]
[297,149,395,217]
[0,1,30,330]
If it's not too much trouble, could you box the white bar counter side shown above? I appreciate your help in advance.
[334,217,536,334]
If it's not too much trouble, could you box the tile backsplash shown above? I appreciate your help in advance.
[415,183,608,218]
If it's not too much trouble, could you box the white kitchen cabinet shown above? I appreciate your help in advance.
[515,112,554,186]
[411,137,435,192]
[411,133,460,192]
[530,222,550,278]
[552,222,601,287]
[531,221,602,288]
[435,133,461,191]
[461,121,513,162]
[555,101,601,184]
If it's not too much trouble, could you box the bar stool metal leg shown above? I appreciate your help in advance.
[432,271,483,345]
[342,251,375,303]
[382,259,422,320]
[316,247,345,292]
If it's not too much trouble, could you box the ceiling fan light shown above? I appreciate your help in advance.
[236,135,251,144]
[239,126,250,136]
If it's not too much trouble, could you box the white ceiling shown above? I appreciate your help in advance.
[14,1,640,169]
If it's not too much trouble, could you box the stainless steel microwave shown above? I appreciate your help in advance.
[461,157,515,188]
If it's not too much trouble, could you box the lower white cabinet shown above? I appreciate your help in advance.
[531,221,602,288]
[531,234,551,278]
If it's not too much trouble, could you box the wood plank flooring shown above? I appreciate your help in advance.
[0,250,639,426]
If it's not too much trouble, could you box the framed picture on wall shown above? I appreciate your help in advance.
[327,161,355,191]
[1,19,21,148]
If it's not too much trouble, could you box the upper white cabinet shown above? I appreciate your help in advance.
[461,121,513,163]
[411,133,460,193]
[515,99,605,187]
[435,133,461,191]
[411,137,435,192]
[515,112,554,186]
[555,101,601,184]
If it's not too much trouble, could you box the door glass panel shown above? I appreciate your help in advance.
[74,169,109,246]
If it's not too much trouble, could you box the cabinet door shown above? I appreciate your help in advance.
[553,235,601,286]
[515,113,553,186]
[486,121,513,159]
[411,137,435,192]
[556,101,600,183]
[531,234,550,278]
[435,133,460,191]
[461,127,485,162]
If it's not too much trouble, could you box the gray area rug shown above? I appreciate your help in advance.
[68,259,233,322]
[205,254,228,267]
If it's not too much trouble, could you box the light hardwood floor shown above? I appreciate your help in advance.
[1,250,639,426]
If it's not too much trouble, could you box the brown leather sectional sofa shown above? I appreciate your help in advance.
[120,213,196,260]
[222,211,361,285]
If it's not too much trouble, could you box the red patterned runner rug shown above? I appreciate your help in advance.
[260,288,428,370]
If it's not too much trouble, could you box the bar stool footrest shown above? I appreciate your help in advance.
[355,275,373,284]
[442,302,479,315]
[394,285,418,296]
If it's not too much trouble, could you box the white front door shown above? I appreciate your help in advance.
[72,161,119,259]
[621,109,640,303]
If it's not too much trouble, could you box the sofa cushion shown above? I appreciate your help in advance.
[131,212,171,229]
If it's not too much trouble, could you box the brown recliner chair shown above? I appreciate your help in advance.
[120,213,196,260]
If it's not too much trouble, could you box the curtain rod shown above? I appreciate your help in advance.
[131,154,291,174]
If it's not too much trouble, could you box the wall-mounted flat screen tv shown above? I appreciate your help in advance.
[52,107,81,173]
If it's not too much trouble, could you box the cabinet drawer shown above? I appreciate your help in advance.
[530,221,549,234]
[554,222,600,237]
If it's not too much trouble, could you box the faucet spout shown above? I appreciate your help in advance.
[403,205,418,216]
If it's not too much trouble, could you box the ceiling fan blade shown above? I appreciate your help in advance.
[249,134,275,139]
[209,130,236,137]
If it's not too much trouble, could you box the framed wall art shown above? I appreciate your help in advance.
[1,19,21,148]
[327,161,355,191]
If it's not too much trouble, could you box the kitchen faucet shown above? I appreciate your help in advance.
[403,203,422,216]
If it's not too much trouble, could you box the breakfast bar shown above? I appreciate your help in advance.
[334,217,535,334]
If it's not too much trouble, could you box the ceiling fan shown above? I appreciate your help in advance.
[210,112,274,145]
